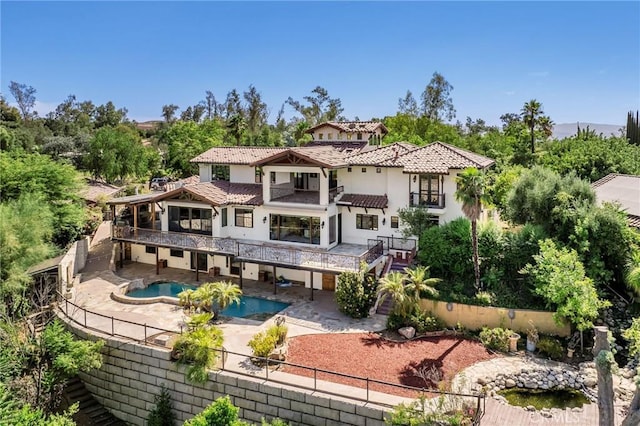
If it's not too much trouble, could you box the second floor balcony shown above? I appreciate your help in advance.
[269,185,343,205]
[409,192,446,209]
[112,225,383,273]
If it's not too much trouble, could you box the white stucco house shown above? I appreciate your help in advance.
[108,121,494,294]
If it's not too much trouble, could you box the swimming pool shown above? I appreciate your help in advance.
[126,281,290,319]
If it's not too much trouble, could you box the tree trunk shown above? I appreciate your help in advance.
[622,388,640,426]
[471,219,480,291]
[530,122,535,153]
[594,326,615,426]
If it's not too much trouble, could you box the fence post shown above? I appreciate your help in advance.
[84,309,87,328]
[366,377,369,402]
[111,316,114,336]
[265,358,269,381]
[144,324,147,345]
[314,368,317,391]
[221,348,226,370]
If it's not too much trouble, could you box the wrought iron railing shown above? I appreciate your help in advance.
[56,297,484,420]
[111,225,383,272]
[376,235,417,252]
[329,185,343,202]
[409,192,446,209]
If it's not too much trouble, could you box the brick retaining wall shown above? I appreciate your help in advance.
[66,321,389,425]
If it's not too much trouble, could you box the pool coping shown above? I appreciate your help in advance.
[110,279,191,306]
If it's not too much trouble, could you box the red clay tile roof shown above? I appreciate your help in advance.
[305,140,368,153]
[395,142,495,174]
[191,147,287,164]
[305,121,389,134]
[337,193,388,209]
[629,215,640,228]
[251,146,347,168]
[81,179,123,203]
[346,142,417,166]
[155,181,262,206]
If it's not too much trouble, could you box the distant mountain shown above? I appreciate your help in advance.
[552,122,622,139]
[135,120,162,130]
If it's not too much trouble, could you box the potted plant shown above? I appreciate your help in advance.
[526,321,539,352]
[508,332,521,352]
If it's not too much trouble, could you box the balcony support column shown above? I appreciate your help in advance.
[155,249,159,275]
[196,252,200,282]
[310,272,314,301]
[273,265,277,295]
[119,242,124,269]
[239,262,243,289]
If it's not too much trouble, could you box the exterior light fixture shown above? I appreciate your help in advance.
[321,221,325,228]
[382,217,386,225]
[263,216,267,224]
[412,175,417,183]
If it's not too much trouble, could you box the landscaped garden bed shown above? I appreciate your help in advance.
[282,332,498,398]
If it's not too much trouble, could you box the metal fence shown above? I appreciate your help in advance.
[57,298,484,422]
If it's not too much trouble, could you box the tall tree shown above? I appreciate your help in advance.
[85,125,147,182]
[222,89,243,120]
[94,101,128,128]
[226,114,246,146]
[521,99,553,154]
[626,110,639,145]
[420,72,456,122]
[8,81,37,121]
[161,104,179,123]
[398,90,419,117]
[455,167,487,291]
[204,90,219,119]
[243,85,268,134]
[286,86,344,125]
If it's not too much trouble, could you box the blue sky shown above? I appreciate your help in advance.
[2,1,639,125]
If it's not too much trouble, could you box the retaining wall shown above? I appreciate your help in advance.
[65,320,389,426]
[419,299,571,337]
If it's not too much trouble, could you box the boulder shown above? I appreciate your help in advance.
[583,377,597,387]
[505,379,516,388]
[398,326,416,339]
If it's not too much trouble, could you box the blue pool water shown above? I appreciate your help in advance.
[127,282,290,318]
[127,282,197,298]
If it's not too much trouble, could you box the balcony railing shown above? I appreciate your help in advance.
[329,185,343,202]
[409,192,446,209]
[111,225,383,272]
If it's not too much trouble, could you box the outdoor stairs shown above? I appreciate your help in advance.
[375,255,409,316]
[63,376,126,426]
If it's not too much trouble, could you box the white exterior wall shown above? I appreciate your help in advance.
[199,164,211,182]
[309,124,383,142]
[230,165,257,184]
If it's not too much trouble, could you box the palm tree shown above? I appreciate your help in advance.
[521,99,554,154]
[210,281,242,314]
[226,114,246,146]
[404,266,441,301]
[455,167,487,291]
[377,271,410,317]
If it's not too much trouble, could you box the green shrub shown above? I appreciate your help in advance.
[409,310,443,333]
[172,315,224,384]
[335,265,378,319]
[147,384,176,426]
[248,331,278,358]
[184,395,248,426]
[266,323,288,346]
[387,310,443,333]
[479,327,514,352]
[537,337,564,360]
[474,291,494,306]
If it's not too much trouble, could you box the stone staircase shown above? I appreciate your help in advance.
[63,377,126,426]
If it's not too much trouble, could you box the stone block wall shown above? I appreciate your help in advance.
[67,321,389,425]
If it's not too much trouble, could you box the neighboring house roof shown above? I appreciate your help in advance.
[107,193,157,206]
[81,179,123,203]
[395,142,495,174]
[250,146,347,168]
[305,121,389,135]
[346,142,417,166]
[156,181,263,206]
[27,255,64,275]
[337,194,388,209]
[591,173,640,228]
[191,147,287,165]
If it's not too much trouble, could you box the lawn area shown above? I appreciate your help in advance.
[282,333,498,398]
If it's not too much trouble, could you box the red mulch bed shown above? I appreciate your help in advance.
[282,333,498,398]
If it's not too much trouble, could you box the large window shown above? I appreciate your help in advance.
[419,174,441,206]
[168,206,212,235]
[356,214,378,231]
[170,249,184,258]
[270,214,320,245]
[235,208,253,228]
[329,215,337,244]
[145,246,156,254]
[255,167,263,183]
[211,165,230,181]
